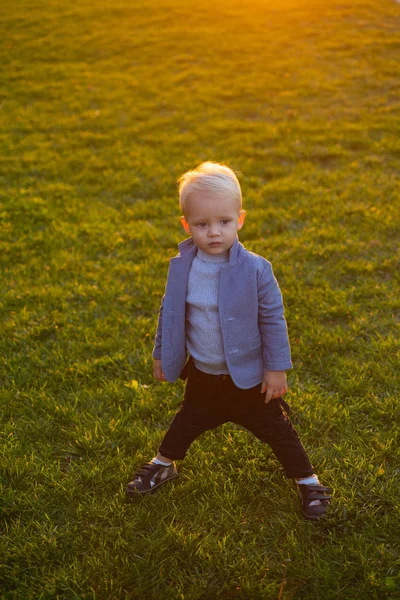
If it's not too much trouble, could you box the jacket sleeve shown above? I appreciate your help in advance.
[152,295,164,360]
[257,263,293,371]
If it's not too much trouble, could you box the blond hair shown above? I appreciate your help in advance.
[178,162,242,214]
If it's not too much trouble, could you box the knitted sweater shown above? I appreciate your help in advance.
[185,249,230,375]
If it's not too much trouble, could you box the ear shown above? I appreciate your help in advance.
[237,210,246,231]
[180,216,191,234]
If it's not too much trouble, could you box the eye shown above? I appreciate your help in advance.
[221,219,231,225]
[197,222,207,228]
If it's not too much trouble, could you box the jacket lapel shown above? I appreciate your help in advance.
[163,238,197,313]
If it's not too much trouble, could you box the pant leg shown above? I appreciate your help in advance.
[229,384,314,479]
[158,366,227,461]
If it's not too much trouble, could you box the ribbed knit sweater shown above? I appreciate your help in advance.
[185,248,230,375]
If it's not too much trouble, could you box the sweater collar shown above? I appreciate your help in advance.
[196,248,229,263]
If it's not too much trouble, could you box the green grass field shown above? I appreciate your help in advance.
[1,0,400,597]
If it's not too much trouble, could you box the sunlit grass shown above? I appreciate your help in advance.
[1,0,400,598]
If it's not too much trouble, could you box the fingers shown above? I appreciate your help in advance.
[263,385,288,404]
[153,366,166,381]
[153,359,166,382]
[264,389,273,404]
[260,377,269,394]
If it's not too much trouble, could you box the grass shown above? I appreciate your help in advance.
[1,0,400,597]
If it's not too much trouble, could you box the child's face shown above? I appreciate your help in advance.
[180,191,246,255]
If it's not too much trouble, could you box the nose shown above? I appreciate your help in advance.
[208,223,220,237]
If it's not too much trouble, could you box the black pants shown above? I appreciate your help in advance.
[159,363,314,479]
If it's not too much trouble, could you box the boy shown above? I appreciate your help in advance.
[126,162,331,520]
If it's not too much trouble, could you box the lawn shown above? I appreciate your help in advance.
[1,0,400,598]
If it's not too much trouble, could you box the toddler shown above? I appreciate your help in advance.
[126,162,331,520]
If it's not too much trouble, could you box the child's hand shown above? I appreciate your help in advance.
[153,359,166,382]
[261,370,287,404]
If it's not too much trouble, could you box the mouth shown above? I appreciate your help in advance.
[208,242,223,248]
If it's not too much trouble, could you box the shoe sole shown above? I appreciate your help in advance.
[126,473,178,497]
[302,511,327,521]
[302,503,330,521]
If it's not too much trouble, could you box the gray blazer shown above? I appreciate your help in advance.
[152,237,292,389]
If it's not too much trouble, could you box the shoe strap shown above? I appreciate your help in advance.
[306,492,332,501]
[301,485,332,503]
[133,462,162,478]
[301,484,332,493]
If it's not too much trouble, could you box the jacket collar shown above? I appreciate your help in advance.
[177,236,242,265]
